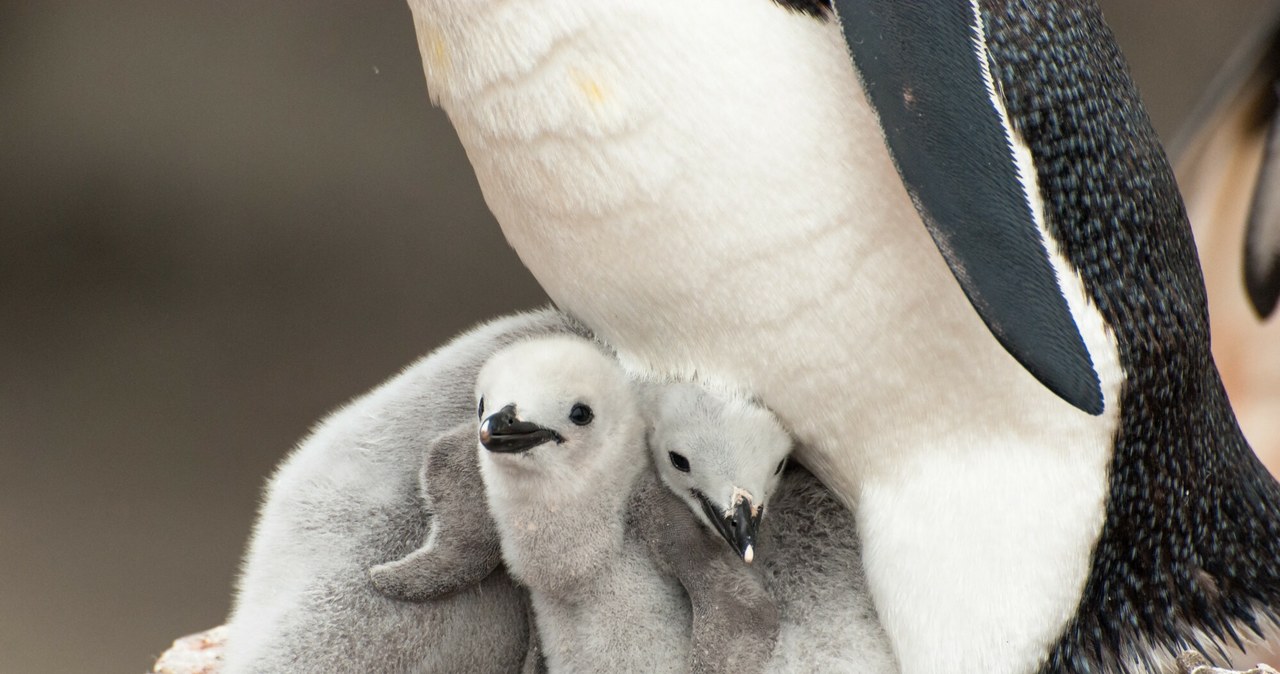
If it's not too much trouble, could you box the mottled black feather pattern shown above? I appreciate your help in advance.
[979,1,1280,672]
[772,0,832,19]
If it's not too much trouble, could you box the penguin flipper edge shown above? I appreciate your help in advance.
[831,0,1104,415]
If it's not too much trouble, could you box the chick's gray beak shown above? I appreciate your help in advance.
[480,404,562,454]
[695,491,763,563]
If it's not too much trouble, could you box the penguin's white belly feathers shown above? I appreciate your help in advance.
[411,1,1124,671]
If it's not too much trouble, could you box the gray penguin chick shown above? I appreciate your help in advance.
[476,335,693,673]
[639,381,792,673]
[647,382,898,673]
[223,309,582,674]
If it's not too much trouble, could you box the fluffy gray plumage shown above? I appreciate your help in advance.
[638,380,792,674]
[630,478,781,674]
[368,420,502,602]
[223,309,582,674]
[756,463,899,673]
[646,382,897,673]
[478,335,694,673]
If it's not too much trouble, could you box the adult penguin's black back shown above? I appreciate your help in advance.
[978,2,1280,671]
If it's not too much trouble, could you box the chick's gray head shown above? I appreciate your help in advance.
[643,381,792,562]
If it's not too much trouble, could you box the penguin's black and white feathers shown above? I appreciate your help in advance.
[955,3,1280,671]
[772,0,832,20]
[834,0,1104,415]
[828,0,1280,669]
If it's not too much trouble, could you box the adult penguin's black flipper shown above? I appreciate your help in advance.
[1245,78,1280,320]
[831,0,1104,415]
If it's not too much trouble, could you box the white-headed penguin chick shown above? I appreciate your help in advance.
[646,381,899,673]
[643,381,792,565]
[223,309,583,674]
[476,335,695,673]
[638,380,789,673]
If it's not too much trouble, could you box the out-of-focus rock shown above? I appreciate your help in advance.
[150,626,225,674]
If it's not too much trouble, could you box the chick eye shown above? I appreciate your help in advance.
[568,403,593,426]
[669,451,691,473]
[477,397,485,420]
[774,458,786,475]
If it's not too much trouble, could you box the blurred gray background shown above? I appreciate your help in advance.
[0,1,1273,671]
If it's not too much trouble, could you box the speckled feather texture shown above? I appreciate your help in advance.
[222,309,584,674]
[980,2,1280,672]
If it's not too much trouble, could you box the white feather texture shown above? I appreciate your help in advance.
[407,1,1125,672]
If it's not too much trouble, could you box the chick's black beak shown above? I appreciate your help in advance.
[695,491,763,563]
[480,404,562,453]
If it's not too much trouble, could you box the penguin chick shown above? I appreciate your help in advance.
[366,419,549,673]
[223,309,582,674]
[645,382,895,673]
[636,380,790,674]
[643,381,793,564]
[476,335,694,673]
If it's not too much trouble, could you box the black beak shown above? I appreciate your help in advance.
[480,404,562,454]
[694,490,762,563]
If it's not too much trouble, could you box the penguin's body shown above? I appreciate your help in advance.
[408,0,1280,672]
[223,309,580,673]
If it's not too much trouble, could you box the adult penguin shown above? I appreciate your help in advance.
[403,0,1280,671]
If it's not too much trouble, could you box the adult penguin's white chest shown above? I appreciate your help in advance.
[411,1,1124,671]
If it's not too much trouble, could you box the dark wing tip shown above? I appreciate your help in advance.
[993,326,1105,416]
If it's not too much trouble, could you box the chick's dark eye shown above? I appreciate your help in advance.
[775,458,786,475]
[568,403,593,426]
[669,451,691,473]
[477,397,485,421]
